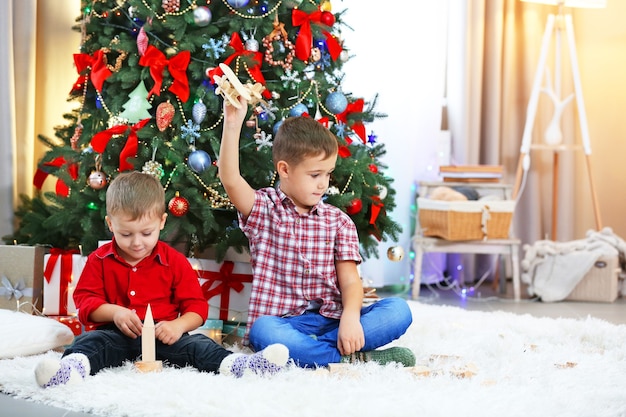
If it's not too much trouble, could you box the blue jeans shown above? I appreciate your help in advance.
[249,297,413,367]
[64,324,232,374]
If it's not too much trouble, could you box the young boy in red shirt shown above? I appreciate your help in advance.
[35,171,288,387]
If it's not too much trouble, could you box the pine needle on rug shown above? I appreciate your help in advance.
[1,301,625,417]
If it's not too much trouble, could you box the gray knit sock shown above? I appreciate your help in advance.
[341,347,416,367]
[219,343,289,377]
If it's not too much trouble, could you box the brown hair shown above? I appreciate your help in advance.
[272,116,338,167]
[106,171,165,220]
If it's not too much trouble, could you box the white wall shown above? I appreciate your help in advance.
[340,1,450,287]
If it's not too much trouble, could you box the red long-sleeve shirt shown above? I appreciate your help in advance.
[74,240,208,327]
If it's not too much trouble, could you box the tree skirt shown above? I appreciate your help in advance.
[1,301,625,417]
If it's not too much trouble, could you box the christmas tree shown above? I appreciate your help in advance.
[5,0,401,261]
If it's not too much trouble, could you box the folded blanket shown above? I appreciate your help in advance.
[521,228,626,302]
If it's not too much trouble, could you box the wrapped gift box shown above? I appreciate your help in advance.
[43,250,87,316]
[0,245,46,313]
[48,315,97,336]
[48,315,83,336]
[189,258,252,322]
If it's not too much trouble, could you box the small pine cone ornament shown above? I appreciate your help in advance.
[192,100,207,124]
[162,0,180,13]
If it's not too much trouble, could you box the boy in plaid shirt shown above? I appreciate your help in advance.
[219,97,414,368]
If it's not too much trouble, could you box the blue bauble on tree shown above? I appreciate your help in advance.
[273,119,284,135]
[188,149,211,173]
[289,103,309,117]
[325,91,348,114]
[227,0,250,7]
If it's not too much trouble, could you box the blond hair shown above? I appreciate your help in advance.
[272,116,338,167]
[106,171,165,220]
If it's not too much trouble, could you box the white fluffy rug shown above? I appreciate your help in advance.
[1,301,626,417]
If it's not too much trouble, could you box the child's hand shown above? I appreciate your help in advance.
[154,320,184,345]
[223,95,249,127]
[337,317,365,356]
[113,308,143,338]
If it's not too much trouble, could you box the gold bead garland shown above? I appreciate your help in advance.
[95,90,116,120]
[87,2,123,19]
[174,95,223,132]
[163,163,233,209]
[221,0,281,19]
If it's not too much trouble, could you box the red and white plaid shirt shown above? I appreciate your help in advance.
[240,187,362,342]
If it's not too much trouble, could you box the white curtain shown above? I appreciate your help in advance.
[0,0,80,239]
[1,0,36,239]
[450,0,579,245]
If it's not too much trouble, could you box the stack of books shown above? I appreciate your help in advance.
[439,165,503,183]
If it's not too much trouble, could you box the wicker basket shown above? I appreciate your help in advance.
[417,198,515,240]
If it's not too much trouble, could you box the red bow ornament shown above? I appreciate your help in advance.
[91,119,151,171]
[33,157,79,197]
[337,98,366,144]
[292,9,343,62]
[71,50,112,93]
[139,45,190,102]
[209,33,272,99]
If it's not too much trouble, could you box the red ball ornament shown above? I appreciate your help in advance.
[346,198,363,215]
[320,11,335,27]
[368,164,379,174]
[168,192,189,217]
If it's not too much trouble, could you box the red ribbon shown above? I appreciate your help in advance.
[33,157,79,197]
[44,248,80,316]
[368,196,385,241]
[337,99,366,144]
[91,119,150,171]
[139,46,190,102]
[72,50,112,93]
[338,145,351,158]
[292,9,343,62]
[199,261,253,321]
[209,33,272,100]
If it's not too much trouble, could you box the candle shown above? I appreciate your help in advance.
[141,304,156,362]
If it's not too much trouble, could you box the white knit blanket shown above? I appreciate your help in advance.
[521,228,626,301]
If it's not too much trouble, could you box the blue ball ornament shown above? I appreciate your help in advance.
[289,103,309,117]
[188,150,211,173]
[227,0,250,7]
[325,91,348,115]
[273,120,284,135]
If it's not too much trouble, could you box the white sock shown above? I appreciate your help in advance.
[35,353,91,388]
[219,344,289,377]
